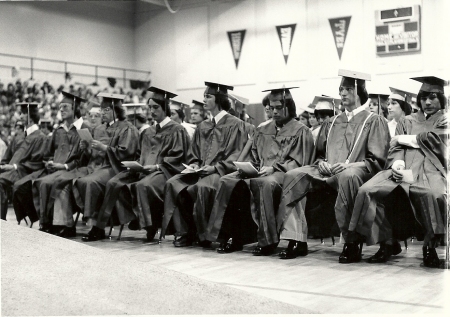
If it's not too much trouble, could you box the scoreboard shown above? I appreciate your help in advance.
[375,5,421,56]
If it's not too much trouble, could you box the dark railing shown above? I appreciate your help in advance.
[0,52,151,88]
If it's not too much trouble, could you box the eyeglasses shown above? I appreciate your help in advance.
[59,104,72,111]
[269,105,285,111]
[101,107,112,113]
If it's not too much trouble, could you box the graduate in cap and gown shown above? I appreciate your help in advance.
[309,96,340,144]
[38,107,110,237]
[386,87,413,137]
[12,93,88,227]
[82,87,191,242]
[77,93,139,241]
[348,76,447,267]
[2,120,26,161]
[190,100,207,125]
[88,102,103,129]
[39,118,54,137]
[276,70,390,262]
[31,92,90,232]
[205,87,315,255]
[170,100,196,140]
[0,103,46,221]
[161,82,247,247]
[124,103,150,136]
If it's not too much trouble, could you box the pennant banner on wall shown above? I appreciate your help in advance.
[329,16,351,60]
[276,24,296,64]
[227,30,246,69]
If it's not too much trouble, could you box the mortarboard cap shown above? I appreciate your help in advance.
[39,118,53,128]
[147,87,177,102]
[123,103,145,116]
[97,92,126,101]
[312,96,339,111]
[261,86,298,102]
[410,76,447,94]
[192,100,206,108]
[170,100,187,111]
[61,91,86,104]
[369,93,390,100]
[18,102,39,114]
[88,101,101,114]
[204,81,234,96]
[388,87,416,103]
[339,69,371,87]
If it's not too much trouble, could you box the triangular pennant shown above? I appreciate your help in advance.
[276,24,296,64]
[329,16,351,60]
[227,30,246,69]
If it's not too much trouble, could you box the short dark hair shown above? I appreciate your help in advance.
[262,94,270,107]
[285,98,296,118]
[112,101,126,120]
[416,91,447,109]
[357,86,369,105]
[30,111,40,124]
[314,109,334,118]
[174,108,185,122]
[390,98,412,116]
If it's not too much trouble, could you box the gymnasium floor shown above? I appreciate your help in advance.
[2,207,448,315]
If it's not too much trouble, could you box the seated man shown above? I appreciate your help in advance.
[79,93,140,241]
[349,76,447,268]
[13,93,88,227]
[83,87,191,242]
[161,82,247,247]
[0,104,45,221]
[39,104,109,237]
[276,69,390,262]
[205,87,315,255]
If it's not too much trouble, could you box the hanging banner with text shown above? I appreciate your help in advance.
[227,30,246,69]
[329,16,351,60]
[276,24,296,64]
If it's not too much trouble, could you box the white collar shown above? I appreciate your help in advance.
[158,117,171,128]
[345,105,365,117]
[26,124,39,136]
[109,118,119,126]
[62,117,84,132]
[139,124,150,134]
[214,110,227,124]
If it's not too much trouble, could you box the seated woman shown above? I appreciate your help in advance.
[386,88,412,137]
[348,76,447,268]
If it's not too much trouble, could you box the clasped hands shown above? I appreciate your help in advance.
[318,160,349,176]
[187,164,216,176]
[391,165,404,182]
[45,160,66,172]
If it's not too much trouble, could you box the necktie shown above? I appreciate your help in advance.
[156,124,161,133]
[212,118,216,127]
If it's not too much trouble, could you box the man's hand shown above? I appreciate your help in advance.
[47,161,66,172]
[258,166,274,177]
[0,164,14,172]
[330,162,349,175]
[91,140,107,152]
[391,165,405,182]
[198,165,216,176]
[390,135,400,148]
[318,160,332,176]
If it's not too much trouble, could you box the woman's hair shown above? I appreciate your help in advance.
[314,109,335,118]
[262,94,270,107]
[416,90,447,109]
[174,108,185,122]
[300,111,311,127]
[390,98,412,116]
[216,94,231,111]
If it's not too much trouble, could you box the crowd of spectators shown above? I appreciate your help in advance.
[0,78,149,148]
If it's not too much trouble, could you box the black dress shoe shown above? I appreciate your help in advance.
[198,240,212,248]
[128,219,140,231]
[173,234,194,247]
[56,226,76,238]
[145,226,158,241]
[339,242,362,264]
[392,240,402,256]
[38,224,53,234]
[252,243,277,256]
[423,246,440,268]
[81,227,106,242]
[367,243,392,263]
[217,241,243,254]
[279,241,308,259]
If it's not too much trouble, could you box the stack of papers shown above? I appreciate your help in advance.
[122,161,143,171]
[233,162,259,178]
[77,129,93,142]
[181,163,206,174]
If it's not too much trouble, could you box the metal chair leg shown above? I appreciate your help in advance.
[331,236,336,246]
[404,239,408,249]
[24,218,29,226]
[117,224,124,240]
[29,221,33,228]
[320,238,324,244]
[108,225,114,237]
